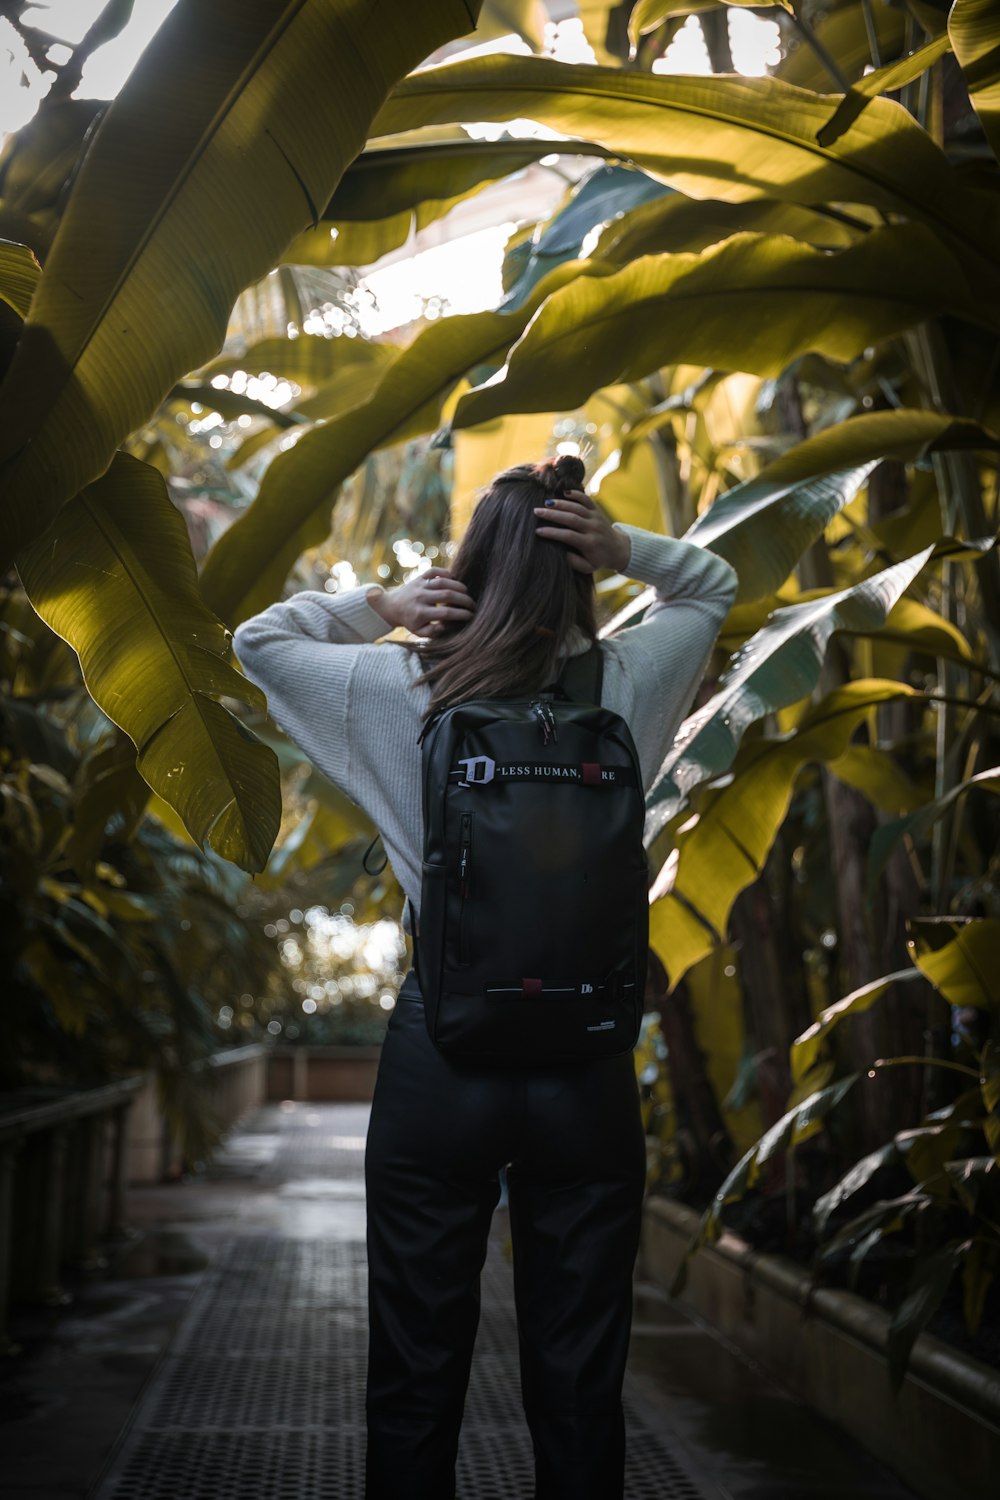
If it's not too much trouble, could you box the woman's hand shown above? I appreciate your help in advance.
[368,567,475,637]
[533,490,631,575]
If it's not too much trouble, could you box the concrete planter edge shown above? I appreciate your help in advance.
[642,1195,1000,1500]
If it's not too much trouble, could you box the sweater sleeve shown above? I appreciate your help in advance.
[232,585,392,788]
[603,524,739,793]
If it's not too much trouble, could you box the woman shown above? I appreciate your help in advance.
[233,455,738,1499]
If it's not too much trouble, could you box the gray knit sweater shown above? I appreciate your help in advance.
[233,524,738,919]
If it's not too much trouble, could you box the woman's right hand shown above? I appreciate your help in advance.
[368,568,476,637]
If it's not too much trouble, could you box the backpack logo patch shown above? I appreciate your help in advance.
[457,755,495,787]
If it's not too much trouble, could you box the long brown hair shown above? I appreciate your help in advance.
[414,455,597,718]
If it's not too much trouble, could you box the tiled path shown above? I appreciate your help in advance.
[1,1101,919,1500]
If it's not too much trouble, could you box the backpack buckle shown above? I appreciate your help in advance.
[457,755,495,787]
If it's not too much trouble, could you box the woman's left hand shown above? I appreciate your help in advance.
[533,490,631,575]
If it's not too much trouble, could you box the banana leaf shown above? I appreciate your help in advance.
[16,453,281,873]
[478,0,549,49]
[684,411,1000,604]
[950,0,1000,164]
[792,967,926,1085]
[286,136,599,267]
[226,344,398,471]
[674,1074,858,1288]
[648,681,922,986]
[867,767,1000,901]
[373,55,1000,288]
[501,163,668,309]
[0,240,41,319]
[817,33,953,148]
[906,917,1000,1010]
[451,226,986,431]
[777,1,909,92]
[629,0,791,48]
[982,1044,1000,1164]
[647,549,935,838]
[200,259,612,625]
[887,1242,968,1391]
[0,0,482,566]
[198,333,390,387]
[595,192,864,264]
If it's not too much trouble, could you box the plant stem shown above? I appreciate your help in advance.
[872,1057,980,1079]
[860,0,882,69]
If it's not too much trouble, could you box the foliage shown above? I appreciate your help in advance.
[1,1,1000,1372]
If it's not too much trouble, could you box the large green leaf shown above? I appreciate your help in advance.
[478,0,548,49]
[500,163,668,309]
[648,681,922,986]
[867,767,1000,900]
[676,1074,858,1281]
[373,55,1000,288]
[450,226,983,430]
[906,918,1000,1010]
[595,192,863,264]
[646,547,935,838]
[0,240,41,319]
[0,240,41,376]
[285,136,591,267]
[792,968,926,1085]
[887,1242,968,1391]
[225,343,398,471]
[197,333,389,387]
[777,1,909,93]
[817,33,953,149]
[950,0,1000,164]
[16,453,281,873]
[0,0,482,567]
[684,411,1000,603]
[200,259,611,625]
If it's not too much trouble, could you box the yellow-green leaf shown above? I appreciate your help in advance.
[452,227,984,431]
[0,239,41,319]
[16,453,280,872]
[817,33,952,149]
[648,553,934,837]
[285,137,585,268]
[950,0,1000,164]
[0,0,482,566]
[201,259,612,625]
[373,56,1000,289]
[649,680,921,987]
[629,0,790,52]
[792,968,924,1084]
[595,192,862,265]
[685,410,1000,605]
[907,918,1000,1009]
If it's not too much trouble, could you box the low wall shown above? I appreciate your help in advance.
[643,1196,1000,1500]
[125,1043,269,1184]
[267,1046,381,1103]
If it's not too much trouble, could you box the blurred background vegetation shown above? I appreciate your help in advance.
[1,0,998,1375]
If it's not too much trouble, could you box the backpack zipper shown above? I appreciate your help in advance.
[530,699,557,744]
[458,811,473,964]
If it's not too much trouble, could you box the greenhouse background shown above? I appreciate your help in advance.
[0,1,998,1497]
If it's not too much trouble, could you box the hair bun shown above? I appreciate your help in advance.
[533,454,586,494]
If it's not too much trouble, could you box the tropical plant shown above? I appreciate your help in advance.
[1,0,999,1310]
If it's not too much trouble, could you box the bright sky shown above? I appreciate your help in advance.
[0,4,782,335]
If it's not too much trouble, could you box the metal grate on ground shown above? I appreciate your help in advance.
[90,1105,717,1500]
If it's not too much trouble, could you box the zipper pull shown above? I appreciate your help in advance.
[531,700,558,745]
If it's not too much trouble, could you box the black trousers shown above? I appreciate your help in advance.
[364,970,647,1500]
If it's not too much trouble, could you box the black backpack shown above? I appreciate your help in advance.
[414,644,649,1066]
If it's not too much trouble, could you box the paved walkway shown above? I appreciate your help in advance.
[1,1101,919,1500]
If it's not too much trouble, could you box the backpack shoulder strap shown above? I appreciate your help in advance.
[555,641,603,705]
